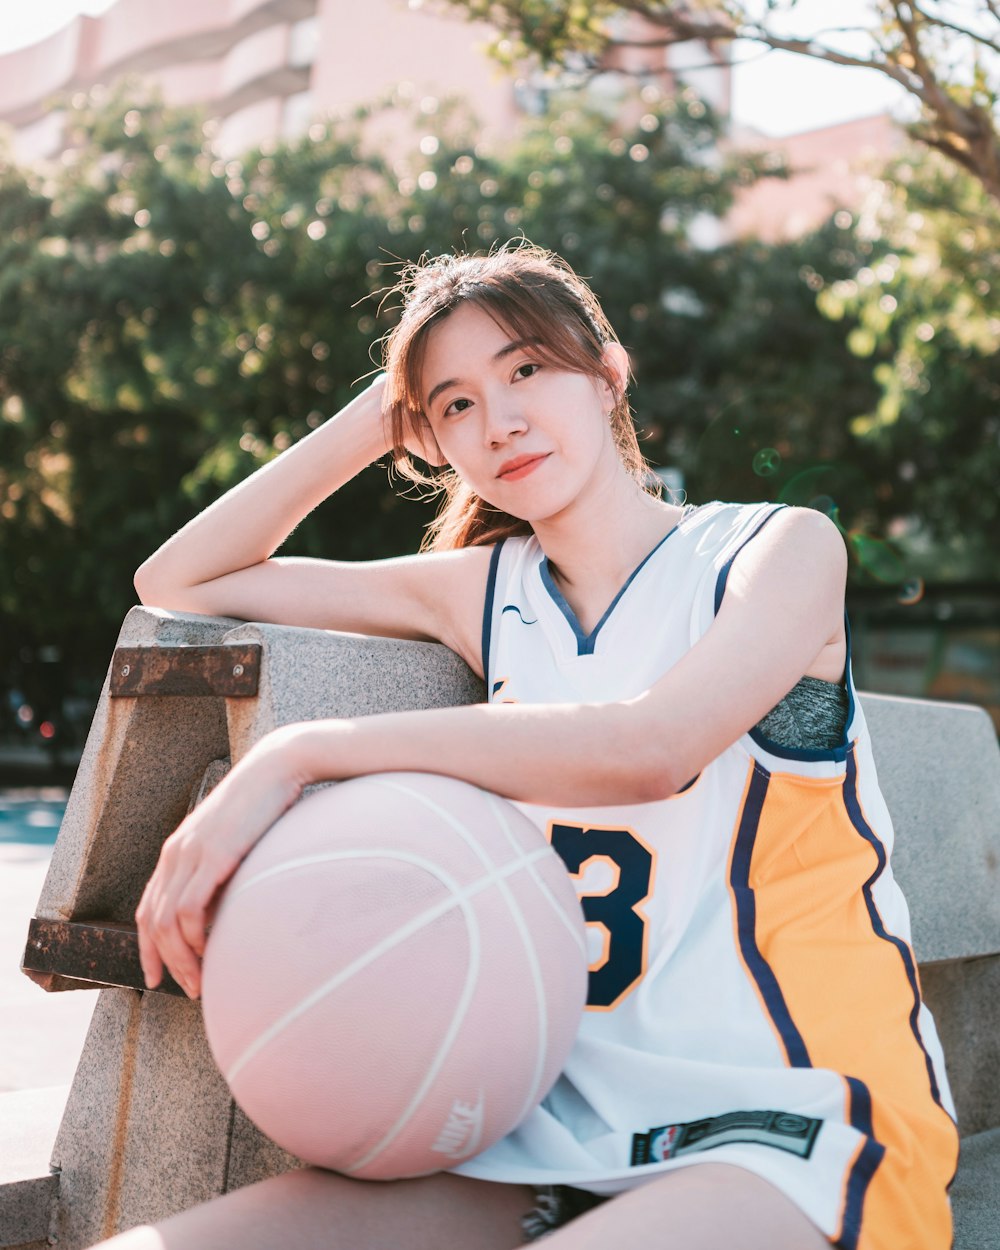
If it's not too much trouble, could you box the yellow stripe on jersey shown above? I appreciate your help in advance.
[726,751,958,1250]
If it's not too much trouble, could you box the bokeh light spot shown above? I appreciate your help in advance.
[897,578,926,606]
[752,447,781,476]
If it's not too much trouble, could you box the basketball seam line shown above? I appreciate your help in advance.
[351,778,550,1170]
[222,845,550,1092]
[373,781,559,1144]
[360,779,586,1166]
[482,791,557,1128]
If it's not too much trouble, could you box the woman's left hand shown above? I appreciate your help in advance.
[136,726,312,999]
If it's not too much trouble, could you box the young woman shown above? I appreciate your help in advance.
[111,243,957,1250]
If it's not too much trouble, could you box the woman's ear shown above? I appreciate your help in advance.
[601,342,631,408]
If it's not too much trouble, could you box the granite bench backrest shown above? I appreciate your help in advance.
[22,606,1000,1247]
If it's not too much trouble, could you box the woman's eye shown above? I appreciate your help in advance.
[444,397,472,417]
[515,363,540,380]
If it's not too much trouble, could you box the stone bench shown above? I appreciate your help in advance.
[2,604,998,1248]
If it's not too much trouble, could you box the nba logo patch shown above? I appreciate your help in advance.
[631,1123,678,1166]
[631,1109,821,1168]
[647,1125,680,1162]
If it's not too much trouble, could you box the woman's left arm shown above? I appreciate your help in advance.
[290,507,847,805]
[137,507,846,997]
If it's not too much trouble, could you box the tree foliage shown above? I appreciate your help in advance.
[439,0,1000,201]
[0,84,779,708]
[1,82,995,724]
[817,153,1000,576]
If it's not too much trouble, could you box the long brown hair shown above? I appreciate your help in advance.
[380,241,657,551]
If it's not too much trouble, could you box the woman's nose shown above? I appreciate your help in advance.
[482,394,528,446]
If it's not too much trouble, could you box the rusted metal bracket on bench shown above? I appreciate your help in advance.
[109,643,261,698]
[21,917,186,997]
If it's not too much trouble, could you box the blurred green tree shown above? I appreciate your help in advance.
[0,90,402,709]
[3,82,993,723]
[0,85,779,707]
[816,152,1000,580]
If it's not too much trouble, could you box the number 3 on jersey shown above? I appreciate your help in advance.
[549,822,655,1011]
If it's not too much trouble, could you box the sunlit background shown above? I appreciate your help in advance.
[0,0,997,792]
[0,0,998,1161]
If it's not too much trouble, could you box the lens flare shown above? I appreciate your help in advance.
[777,465,864,525]
[897,578,926,606]
[850,533,906,583]
[752,448,781,476]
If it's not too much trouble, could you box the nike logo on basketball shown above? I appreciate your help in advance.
[431,1094,485,1158]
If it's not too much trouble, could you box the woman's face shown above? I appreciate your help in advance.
[419,302,622,524]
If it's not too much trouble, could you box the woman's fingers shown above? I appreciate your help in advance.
[133,732,304,998]
[136,836,220,998]
[136,895,164,990]
[156,920,201,998]
[176,858,231,964]
[165,890,212,998]
[138,887,196,997]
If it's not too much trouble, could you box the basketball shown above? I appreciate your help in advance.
[200,771,588,1180]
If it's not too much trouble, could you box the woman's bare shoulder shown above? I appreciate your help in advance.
[412,544,500,679]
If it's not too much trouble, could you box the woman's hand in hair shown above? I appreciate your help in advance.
[371,373,448,468]
[404,413,448,467]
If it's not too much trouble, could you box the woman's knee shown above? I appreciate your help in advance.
[537,1164,829,1250]
[86,1167,536,1250]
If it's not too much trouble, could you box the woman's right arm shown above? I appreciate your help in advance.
[133,378,470,650]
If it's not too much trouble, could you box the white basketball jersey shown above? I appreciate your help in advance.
[452,501,957,1250]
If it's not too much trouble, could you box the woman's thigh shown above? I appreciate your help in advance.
[534,1164,830,1250]
[90,1166,537,1250]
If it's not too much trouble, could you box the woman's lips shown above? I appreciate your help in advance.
[498,454,549,481]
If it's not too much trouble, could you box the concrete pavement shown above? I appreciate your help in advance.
[0,794,97,1248]
[1,827,97,1099]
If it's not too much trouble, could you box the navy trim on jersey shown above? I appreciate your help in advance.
[836,1077,885,1250]
[540,523,684,657]
[674,772,701,795]
[729,764,812,1068]
[713,503,788,615]
[842,746,948,1114]
[841,615,859,743]
[481,540,505,689]
[747,727,849,763]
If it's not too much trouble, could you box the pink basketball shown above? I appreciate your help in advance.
[201,771,588,1180]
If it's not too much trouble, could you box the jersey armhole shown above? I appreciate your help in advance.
[712,504,857,768]
[743,611,858,765]
[712,504,788,616]
[481,539,505,692]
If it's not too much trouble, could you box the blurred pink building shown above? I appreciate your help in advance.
[728,113,904,242]
[0,0,729,161]
[0,0,899,240]
[0,0,512,159]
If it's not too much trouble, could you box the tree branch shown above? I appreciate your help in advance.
[440,0,1000,202]
[906,0,1000,49]
[915,13,1000,56]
